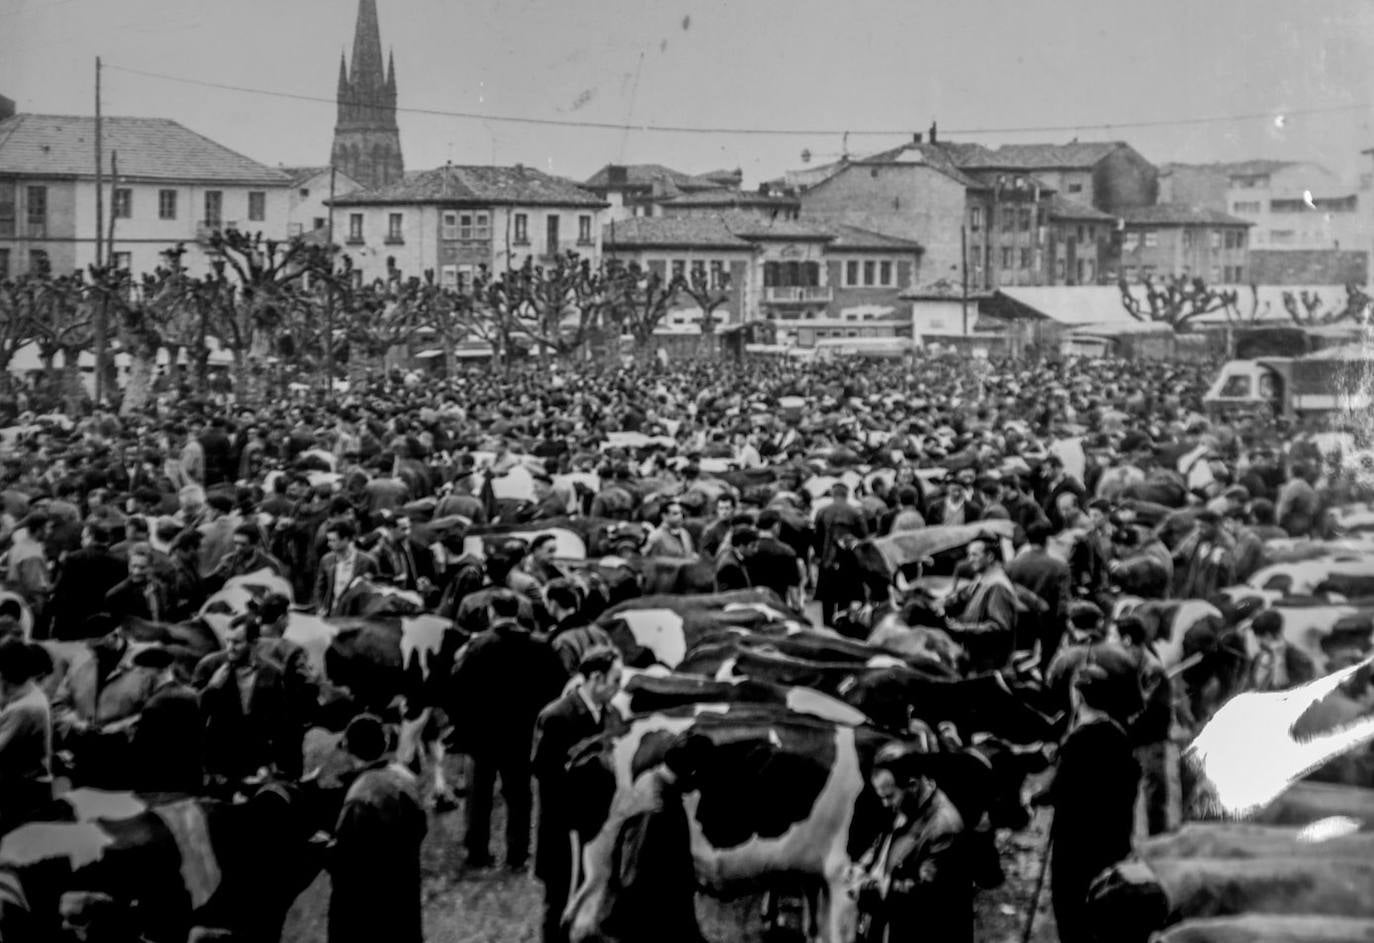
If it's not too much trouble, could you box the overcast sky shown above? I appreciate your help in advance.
[3,0,1374,186]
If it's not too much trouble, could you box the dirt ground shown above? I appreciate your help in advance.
[281,765,1059,943]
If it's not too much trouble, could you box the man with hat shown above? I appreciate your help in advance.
[210,522,287,586]
[47,521,126,640]
[814,483,869,627]
[327,713,427,943]
[1031,641,1142,943]
[127,644,202,794]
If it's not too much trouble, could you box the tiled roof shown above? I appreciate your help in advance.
[603,213,921,252]
[583,163,718,192]
[332,165,605,206]
[603,216,754,249]
[659,188,799,207]
[824,224,921,251]
[278,166,333,186]
[855,143,985,189]
[1120,203,1252,227]
[944,141,1129,170]
[1047,195,1118,222]
[0,114,290,184]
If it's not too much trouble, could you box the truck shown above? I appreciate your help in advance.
[1203,342,1373,423]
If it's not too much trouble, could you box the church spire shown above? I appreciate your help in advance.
[350,0,386,91]
[331,0,405,188]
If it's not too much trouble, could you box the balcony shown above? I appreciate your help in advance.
[764,285,834,304]
[195,220,238,244]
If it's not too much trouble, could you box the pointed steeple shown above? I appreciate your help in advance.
[332,0,404,187]
[350,0,386,91]
[337,51,351,123]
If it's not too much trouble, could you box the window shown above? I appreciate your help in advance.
[970,207,983,231]
[1182,230,1194,249]
[1019,208,1031,232]
[288,222,304,237]
[0,181,14,237]
[1210,265,1221,282]
[203,190,222,228]
[545,215,559,255]
[578,215,592,245]
[112,251,131,270]
[26,186,47,236]
[672,260,685,279]
[442,212,458,239]
[387,213,403,243]
[1076,225,1085,242]
[158,189,177,220]
[1233,265,1244,282]
[1271,229,1294,245]
[1055,257,1066,280]
[248,191,266,222]
[846,260,858,286]
[1085,226,1094,242]
[863,260,876,286]
[1209,230,1221,249]
[1220,375,1252,398]
[514,213,529,244]
[313,217,326,230]
[0,248,8,280]
[1143,231,1158,248]
[879,261,892,286]
[112,188,132,219]
[1020,248,1032,269]
[1001,209,1014,233]
[710,260,729,290]
[1123,265,1138,282]
[299,188,310,198]
[351,270,363,289]
[459,213,491,241]
[1001,246,1013,268]
[28,249,49,276]
[1122,232,1139,250]
[1068,182,1083,194]
[348,213,363,243]
[1232,200,1261,213]
[441,265,457,287]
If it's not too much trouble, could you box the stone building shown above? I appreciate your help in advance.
[331,0,405,190]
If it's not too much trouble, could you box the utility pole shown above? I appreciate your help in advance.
[94,150,116,407]
[961,224,969,337]
[94,58,103,270]
[325,165,336,401]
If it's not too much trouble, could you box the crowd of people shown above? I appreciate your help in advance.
[0,351,1369,943]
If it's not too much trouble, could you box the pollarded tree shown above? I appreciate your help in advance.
[678,265,732,355]
[1118,275,1239,332]
[493,252,614,359]
[201,228,334,404]
[0,275,41,395]
[1282,283,1372,326]
[21,273,95,413]
[606,261,685,350]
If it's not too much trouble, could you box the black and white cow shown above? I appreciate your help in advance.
[0,783,335,941]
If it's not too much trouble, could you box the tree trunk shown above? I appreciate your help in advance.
[60,350,86,416]
[347,350,369,391]
[120,350,155,416]
[232,352,254,406]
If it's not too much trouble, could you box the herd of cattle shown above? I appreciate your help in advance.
[1,480,1374,940]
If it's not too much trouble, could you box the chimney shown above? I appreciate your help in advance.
[912,132,923,144]
[0,94,14,122]
[929,121,938,144]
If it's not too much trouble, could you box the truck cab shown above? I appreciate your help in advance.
[1204,358,1289,421]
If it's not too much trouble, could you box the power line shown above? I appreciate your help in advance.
[106,62,1374,139]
